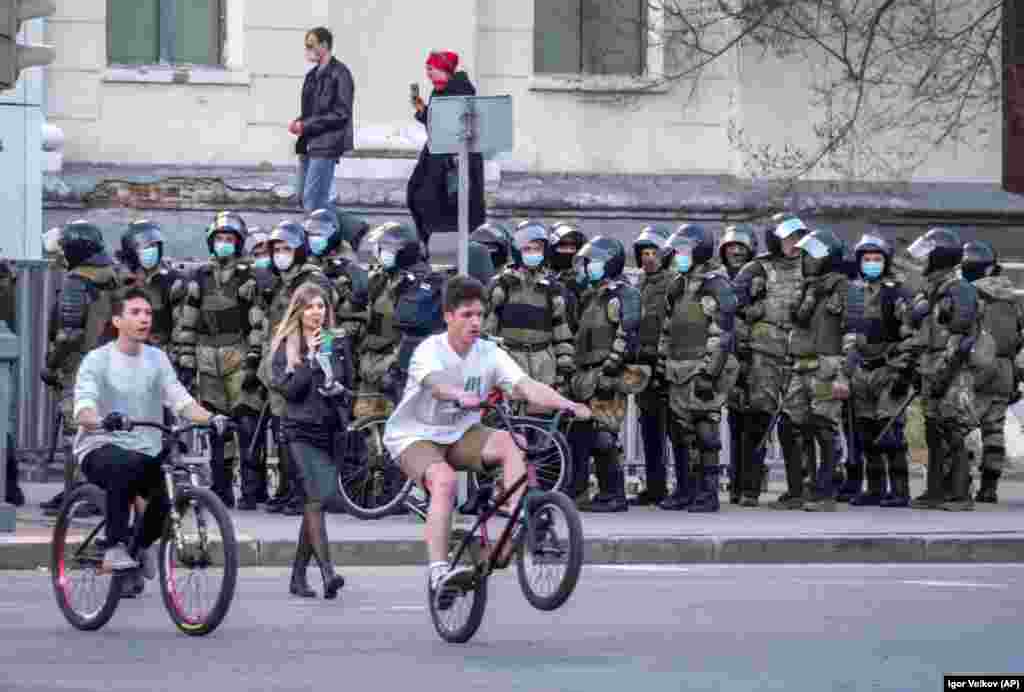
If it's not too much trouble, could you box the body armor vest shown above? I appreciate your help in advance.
[859,280,902,361]
[977,285,1021,358]
[555,268,582,332]
[197,264,249,348]
[717,267,751,351]
[128,268,176,347]
[923,272,960,353]
[761,255,803,329]
[364,270,399,352]
[62,269,118,379]
[576,285,616,366]
[264,263,323,346]
[495,270,555,347]
[790,275,846,357]
[639,270,671,358]
[666,275,710,362]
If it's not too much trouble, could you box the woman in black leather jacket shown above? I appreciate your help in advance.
[270,282,353,599]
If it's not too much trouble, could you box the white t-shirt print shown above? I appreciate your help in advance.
[383,334,527,458]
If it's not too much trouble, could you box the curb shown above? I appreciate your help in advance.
[6,535,1024,570]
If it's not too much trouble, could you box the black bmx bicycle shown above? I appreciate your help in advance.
[51,420,239,636]
[428,400,585,644]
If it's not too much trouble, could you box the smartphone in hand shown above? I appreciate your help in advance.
[410,82,420,106]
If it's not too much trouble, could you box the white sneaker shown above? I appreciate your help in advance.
[138,546,157,580]
[103,543,139,572]
[430,565,476,611]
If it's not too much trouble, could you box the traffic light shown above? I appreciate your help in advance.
[0,0,56,91]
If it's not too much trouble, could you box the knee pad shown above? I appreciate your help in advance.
[696,419,721,451]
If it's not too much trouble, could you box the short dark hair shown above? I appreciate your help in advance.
[443,276,484,313]
[307,27,333,51]
[112,288,151,317]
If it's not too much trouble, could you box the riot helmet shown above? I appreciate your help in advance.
[548,222,587,272]
[367,222,421,271]
[906,227,963,276]
[60,220,112,269]
[244,227,272,270]
[119,219,164,271]
[42,227,63,262]
[513,220,549,269]
[961,239,999,283]
[573,236,625,285]
[337,212,371,257]
[795,228,845,277]
[718,224,757,271]
[207,210,247,258]
[663,223,714,275]
[467,241,497,285]
[471,222,515,269]
[269,220,308,273]
[633,224,672,270]
[853,232,893,281]
[304,208,342,258]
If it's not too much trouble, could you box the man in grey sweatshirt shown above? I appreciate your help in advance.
[74,287,230,571]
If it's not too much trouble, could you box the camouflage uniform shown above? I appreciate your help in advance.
[634,265,673,503]
[484,265,575,391]
[904,228,984,510]
[970,274,1024,501]
[568,237,644,512]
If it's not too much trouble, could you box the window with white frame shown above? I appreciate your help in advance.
[534,0,647,76]
[107,0,223,66]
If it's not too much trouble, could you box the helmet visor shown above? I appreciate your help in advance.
[795,234,830,259]
[514,224,548,249]
[130,227,163,248]
[907,236,936,260]
[774,217,807,239]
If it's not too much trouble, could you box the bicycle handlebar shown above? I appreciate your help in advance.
[122,420,235,438]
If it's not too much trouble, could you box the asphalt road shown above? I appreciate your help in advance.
[2,564,1022,692]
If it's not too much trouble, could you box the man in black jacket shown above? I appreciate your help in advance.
[290,27,355,217]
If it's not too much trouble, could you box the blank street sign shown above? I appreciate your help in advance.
[427,95,514,156]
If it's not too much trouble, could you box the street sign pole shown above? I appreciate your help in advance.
[428,95,514,275]
[457,103,476,276]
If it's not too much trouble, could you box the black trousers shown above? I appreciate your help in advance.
[82,444,170,550]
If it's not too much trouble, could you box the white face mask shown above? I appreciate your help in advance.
[522,253,544,268]
[273,252,294,271]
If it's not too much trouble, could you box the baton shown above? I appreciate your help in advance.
[872,387,917,447]
[247,401,270,460]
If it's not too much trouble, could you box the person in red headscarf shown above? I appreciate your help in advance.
[406,50,486,260]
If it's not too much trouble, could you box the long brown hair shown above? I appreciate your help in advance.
[271,282,334,372]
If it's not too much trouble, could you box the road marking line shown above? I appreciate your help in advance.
[390,605,426,612]
[590,565,692,573]
[901,580,1008,589]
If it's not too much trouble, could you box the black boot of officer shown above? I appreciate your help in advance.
[585,430,628,513]
[659,424,694,510]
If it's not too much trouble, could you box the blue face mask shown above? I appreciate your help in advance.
[587,261,605,282]
[861,259,884,280]
[379,250,397,269]
[674,254,692,273]
[139,246,160,270]
[214,241,235,259]
[253,256,271,270]
[310,237,328,256]
[522,253,544,268]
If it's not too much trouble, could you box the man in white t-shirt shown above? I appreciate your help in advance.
[384,275,590,604]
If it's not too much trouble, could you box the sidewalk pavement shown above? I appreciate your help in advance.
[3,481,1023,570]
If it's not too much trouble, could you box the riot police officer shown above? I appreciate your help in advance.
[40,221,120,513]
[777,229,853,512]
[548,222,588,334]
[484,221,575,404]
[845,233,914,507]
[961,240,1023,504]
[356,222,430,414]
[714,224,761,506]
[657,225,739,512]
[903,228,984,510]
[117,220,184,362]
[569,236,643,512]
[304,208,369,339]
[174,211,264,509]
[256,220,336,515]
[631,223,673,506]
[735,214,809,508]
[471,222,517,274]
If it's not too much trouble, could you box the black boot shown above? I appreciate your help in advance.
[636,404,668,504]
[850,460,884,506]
[741,413,770,504]
[209,435,235,509]
[804,427,837,512]
[942,437,974,512]
[237,413,268,509]
[289,515,316,598]
[587,455,628,513]
[688,458,721,513]
[975,469,1000,504]
[775,417,805,509]
[306,509,345,599]
[880,471,910,508]
[568,421,595,501]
